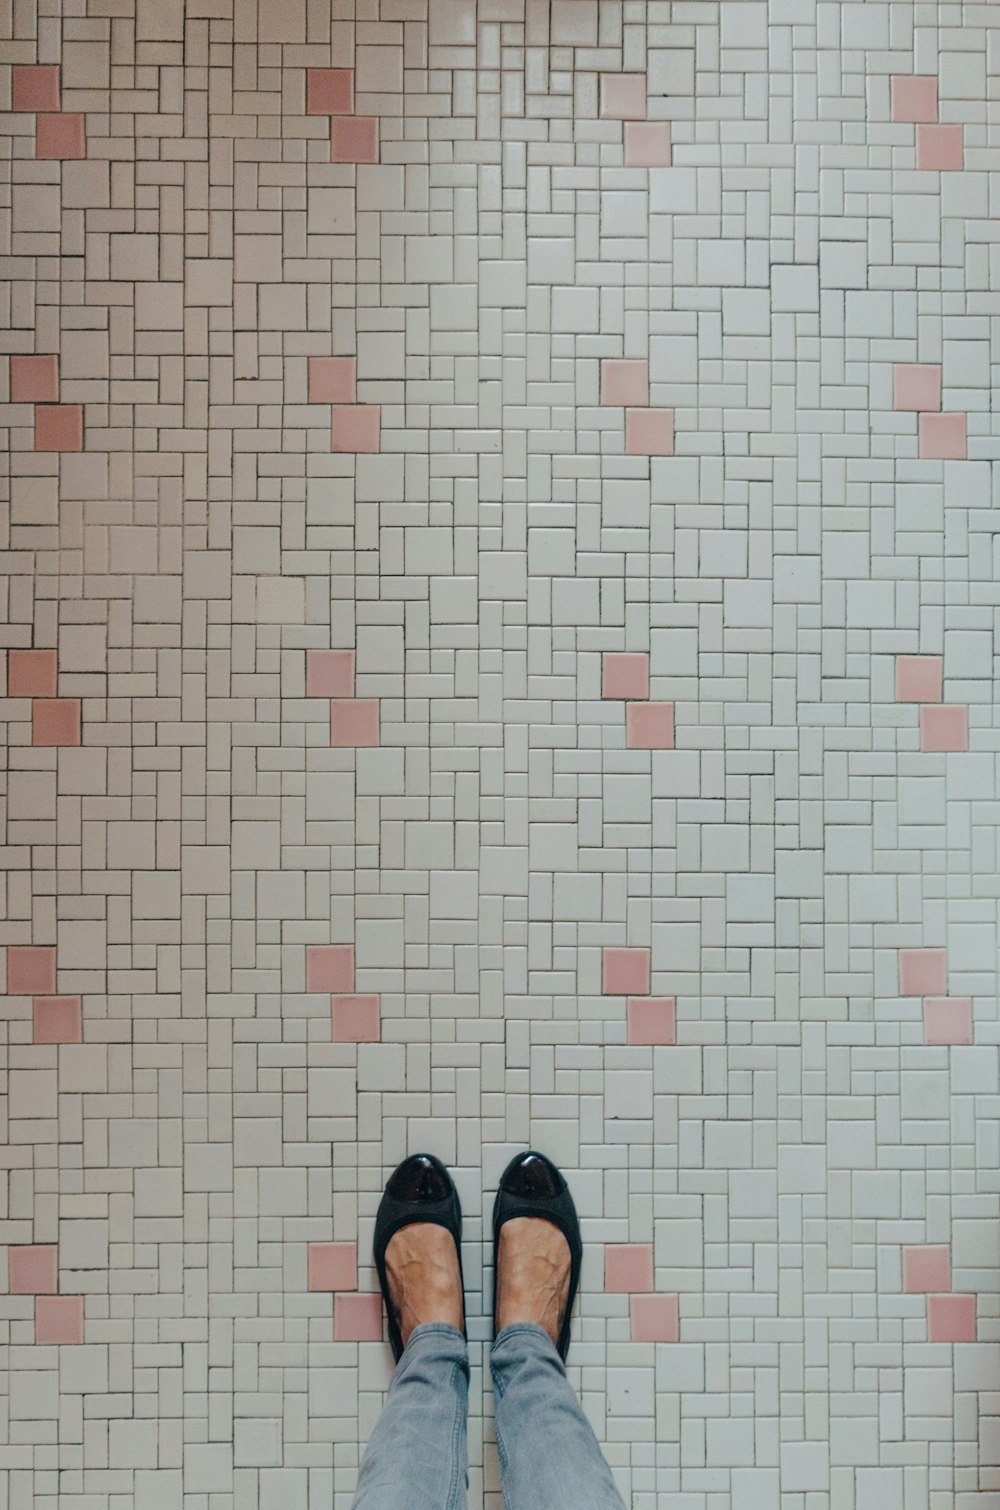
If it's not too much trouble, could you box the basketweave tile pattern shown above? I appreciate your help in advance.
[1,0,999,1506]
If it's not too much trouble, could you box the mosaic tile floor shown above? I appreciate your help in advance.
[2,0,999,1504]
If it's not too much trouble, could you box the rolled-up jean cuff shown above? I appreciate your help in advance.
[405,1321,468,1349]
[492,1321,560,1353]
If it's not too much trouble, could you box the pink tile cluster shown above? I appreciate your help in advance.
[898,946,973,1046]
[895,654,967,753]
[10,348,84,455]
[12,64,86,162]
[891,75,964,168]
[902,1244,976,1343]
[307,66,379,165]
[309,355,380,454]
[7,650,82,748]
[8,1245,84,1344]
[6,941,83,1045]
[307,1240,381,1341]
[601,944,676,1046]
[604,361,674,458]
[602,652,674,751]
[605,1244,678,1343]
[306,941,380,1043]
[599,72,671,168]
[600,354,673,459]
[893,363,966,462]
[306,648,380,749]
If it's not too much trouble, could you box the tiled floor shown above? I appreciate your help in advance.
[2,1,999,1505]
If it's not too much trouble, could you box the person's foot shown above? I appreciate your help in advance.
[384,1222,464,1347]
[495,1216,570,1345]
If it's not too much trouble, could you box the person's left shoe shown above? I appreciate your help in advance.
[373,1153,466,1362]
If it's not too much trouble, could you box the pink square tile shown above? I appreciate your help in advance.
[600,73,647,120]
[9,1245,58,1295]
[923,997,973,1046]
[307,67,354,115]
[306,944,354,994]
[33,996,83,1045]
[331,117,379,164]
[624,122,671,168]
[919,413,966,461]
[626,702,674,750]
[893,364,941,412]
[34,404,83,453]
[308,1242,357,1292]
[895,655,942,703]
[306,649,354,697]
[601,361,649,408]
[35,1295,83,1345]
[627,997,676,1046]
[899,948,947,997]
[331,698,380,747]
[604,1243,654,1292]
[309,356,356,405]
[331,404,380,453]
[334,1292,383,1343]
[12,65,61,113]
[927,1294,976,1344]
[332,994,381,1043]
[903,1245,951,1294]
[33,698,82,746]
[602,652,649,699]
[7,945,56,995]
[625,408,674,456]
[891,75,937,124]
[10,355,59,403]
[916,124,963,171]
[35,112,86,160]
[8,648,58,698]
[602,947,650,996]
[630,1293,679,1343]
[920,705,968,753]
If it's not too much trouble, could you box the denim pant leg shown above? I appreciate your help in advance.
[352,1323,469,1510]
[491,1323,626,1510]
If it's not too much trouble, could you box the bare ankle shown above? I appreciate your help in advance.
[496,1217,569,1344]
[385,1223,464,1346]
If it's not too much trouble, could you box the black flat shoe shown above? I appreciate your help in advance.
[373,1153,465,1362]
[492,1150,583,1361]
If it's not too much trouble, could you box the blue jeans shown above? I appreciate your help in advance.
[351,1322,627,1510]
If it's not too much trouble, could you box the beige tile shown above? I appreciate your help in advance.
[13,183,62,234]
[60,330,110,381]
[184,259,233,305]
[255,576,305,623]
[62,41,111,90]
[136,0,185,40]
[256,0,306,42]
[111,235,160,281]
[234,235,284,284]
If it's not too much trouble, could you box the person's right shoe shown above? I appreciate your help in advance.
[492,1150,583,1361]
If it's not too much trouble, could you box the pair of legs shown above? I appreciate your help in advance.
[351,1218,626,1509]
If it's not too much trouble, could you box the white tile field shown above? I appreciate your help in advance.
[1,0,1000,1505]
